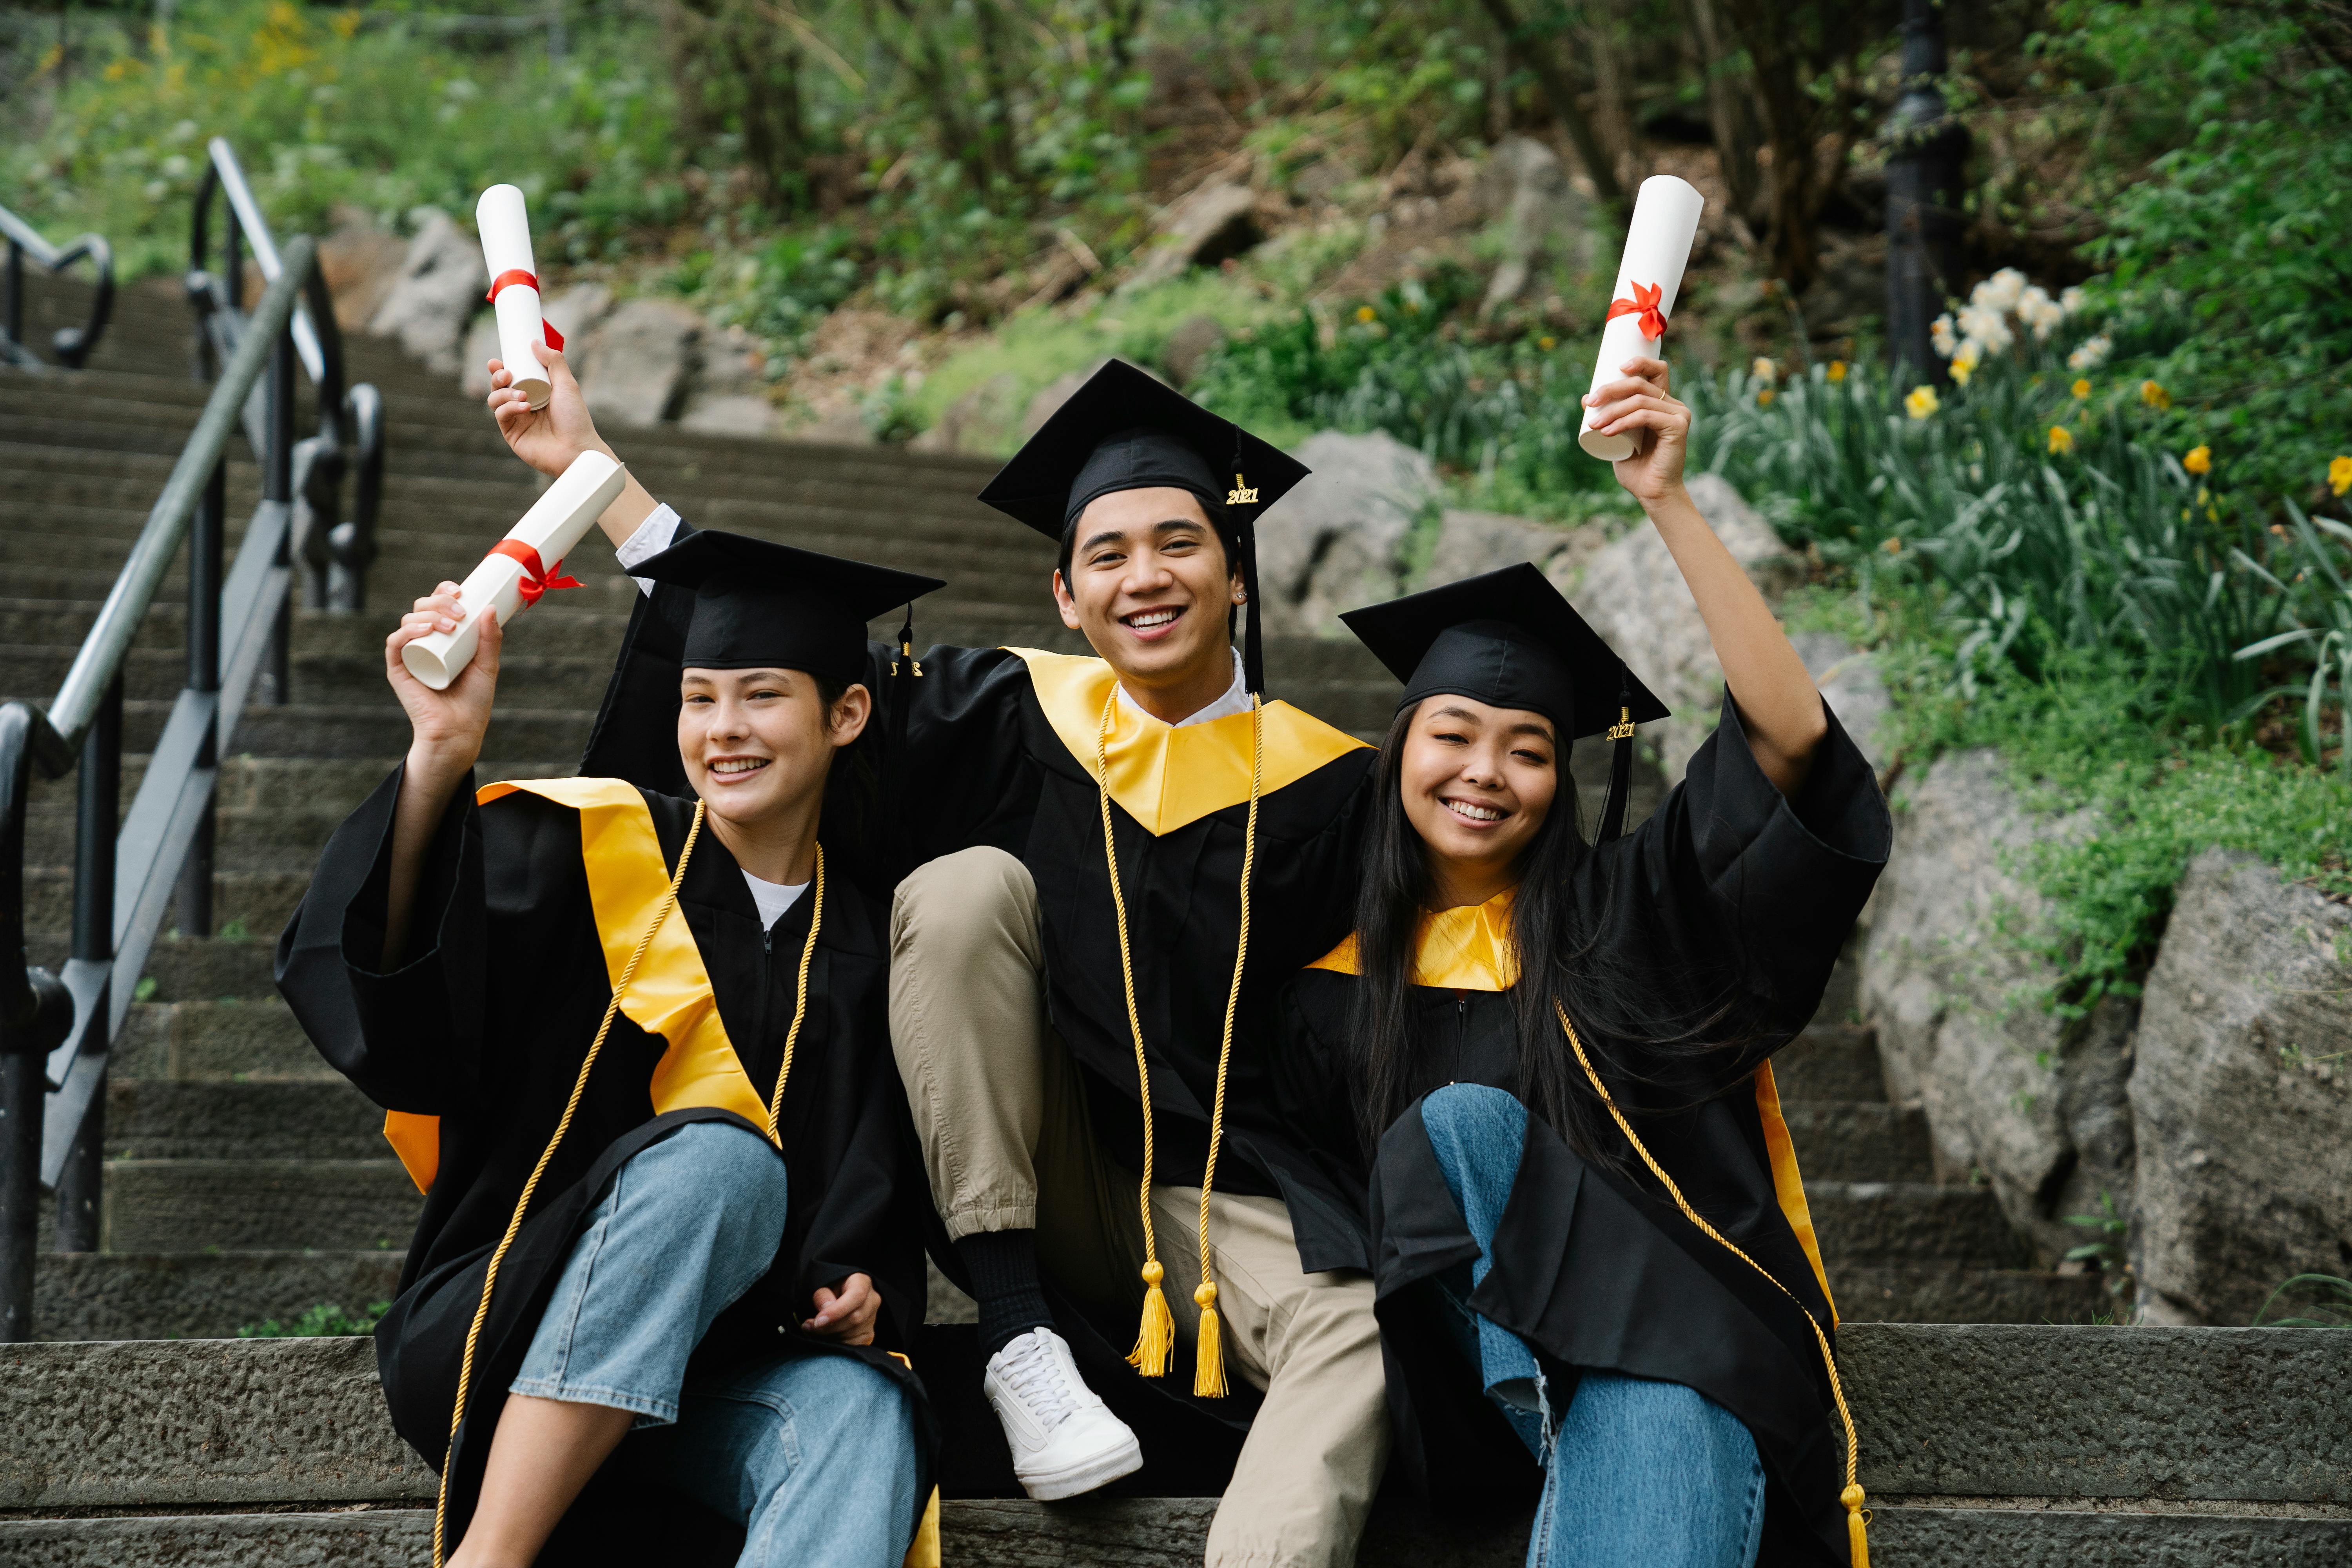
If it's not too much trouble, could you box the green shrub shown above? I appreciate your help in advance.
[238,1299,390,1338]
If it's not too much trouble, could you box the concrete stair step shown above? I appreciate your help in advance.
[1829,1264,2113,1325]
[110,998,339,1082]
[2,1327,2341,1564]
[24,933,279,1002]
[1782,1100,1933,1182]
[103,1079,385,1161]
[100,1159,418,1252]
[1771,1024,1886,1103]
[32,1250,405,1344]
[1806,1181,2032,1269]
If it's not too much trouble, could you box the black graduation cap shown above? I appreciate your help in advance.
[632,529,946,686]
[976,358,1308,694]
[1339,563,1669,842]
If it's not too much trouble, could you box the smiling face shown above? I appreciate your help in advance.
[1397,695,1560,906]
[1052,486,1242,696]
[677,666,868,830]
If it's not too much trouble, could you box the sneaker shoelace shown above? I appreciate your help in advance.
[1000,1334,1083,1432]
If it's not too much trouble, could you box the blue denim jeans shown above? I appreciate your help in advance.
[1419,1084,1767,1568]
[511,1120,920,1567]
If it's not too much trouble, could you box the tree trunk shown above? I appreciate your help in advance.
[1475,0,1628,217]
[1687,0,1765,226]
[1717,0,1823,291]
[1585,0,1639,196]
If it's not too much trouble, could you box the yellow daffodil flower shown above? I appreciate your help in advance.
[2071,378,2091,400]
[1882,537,1903,555]
[1537,336,1556,351]
[1827,360,1847,382]
[2140,379,2171,410]
[1355,305,1377,323]
[2331,456,2352,497]
[2184,446,2211,475]
[1751,356,1778,384]
[1757,388,1775,407]
[1905,385,1940,420]
[2048,425,2074,455]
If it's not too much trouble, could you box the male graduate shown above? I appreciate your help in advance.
[277,525,945,1567]
[483,349,1389,1568]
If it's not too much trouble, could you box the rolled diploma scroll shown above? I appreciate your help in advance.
[477,183,552,410]
[400,451,627,691]
[1578,175,1706,461]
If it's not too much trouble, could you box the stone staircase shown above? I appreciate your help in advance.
[3,267,2345,1563]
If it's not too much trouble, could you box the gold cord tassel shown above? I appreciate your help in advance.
[1556,1002,1869,1567]
[433,802,707,1568]
[1096,690,1263,1392]
[1192,695,1261,1397]
[1099,692,1172,1377]
[763,846,825,1143]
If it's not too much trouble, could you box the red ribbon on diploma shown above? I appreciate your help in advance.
[490,539,583,605]
[1605,280,1668,342]
[486,269,565,351]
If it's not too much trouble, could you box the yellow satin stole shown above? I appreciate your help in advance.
[1007,648,1367,835]
[1307,888,1837,1321]
[381,777,767,1196]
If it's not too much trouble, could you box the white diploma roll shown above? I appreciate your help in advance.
[1578,175,1706,461]
[477,183,552,410]
[400,452,628,691]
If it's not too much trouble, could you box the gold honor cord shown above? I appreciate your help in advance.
[764,845,825,1142]
[1094,688,1263,1395]
[1555,1002,1871,1566]
[432,800,706,1568]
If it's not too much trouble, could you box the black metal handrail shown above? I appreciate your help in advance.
[0,202,113,370]
[0,237,329,1341]
[190,138,385,613]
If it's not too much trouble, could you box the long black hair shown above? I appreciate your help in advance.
[1345,701,1742,1166]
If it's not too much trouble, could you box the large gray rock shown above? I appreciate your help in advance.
[1128,182,1262,287]
[1568,473,1802,784]
[1162,312,1229,386]
[574,297,704,428]
[2129,850,2352,1325]
[1423,508,1599,590]
[1255,430,1439,636]
[1792,630,1894,775]
[1858,749,2138,1265]
[1480,136,1595,316]
[315,205,406,331]
[366,206,486,376]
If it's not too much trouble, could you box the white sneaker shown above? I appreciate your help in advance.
[982,1327,1145,1500]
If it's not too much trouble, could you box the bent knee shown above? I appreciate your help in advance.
[648,1121,789,1223]
[1419,1082,1526,1144]
[891,846,1038,960]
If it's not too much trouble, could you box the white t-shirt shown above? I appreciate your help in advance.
[621,505,1249,727]
[742,872,810,931]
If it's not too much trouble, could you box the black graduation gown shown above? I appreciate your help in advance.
[1272,697,1889,1566]
[274,766,938,1553]
[578,523,1378,1428]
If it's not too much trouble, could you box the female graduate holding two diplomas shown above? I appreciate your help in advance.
[276,527,947,1567]
[1272,355,1892,1565]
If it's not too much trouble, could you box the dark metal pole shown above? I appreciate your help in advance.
[223,212,243,319]
[1883,0,1969,384]
[179,458,223,937]
[0,706,74,1343]
[54,673,121,1253]
[262,327,294,707]
[4,240,21,355]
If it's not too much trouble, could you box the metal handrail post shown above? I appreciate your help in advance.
[4,240,19,352]
[262,327,295,707]
[179,457,225,938]
[0,705,73,1341]
[53,674,121,1254]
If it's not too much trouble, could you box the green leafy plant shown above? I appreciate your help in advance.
[2063,1189,2134,1300]
[2251,1274,2352,1328]
[238,1299,390,1338]
[2232,503,2352,773]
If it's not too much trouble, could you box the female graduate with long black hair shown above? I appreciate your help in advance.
[1272,356,1892,1566]
[276,531,946,1568]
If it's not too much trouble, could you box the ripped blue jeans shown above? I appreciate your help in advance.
[1419,1083,1767,1568]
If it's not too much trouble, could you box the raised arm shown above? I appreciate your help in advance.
[484,339,661,547]
[380,583,505,968]
[1583,356,1826,795]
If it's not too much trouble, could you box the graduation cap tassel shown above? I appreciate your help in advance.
[889,604,921,878]
[1227,431,1265,696]
[1596,670,1637,844]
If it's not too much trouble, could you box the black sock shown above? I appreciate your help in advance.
[957,1228,1055,1359]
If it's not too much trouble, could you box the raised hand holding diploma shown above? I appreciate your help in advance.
[477,183,561,411]
[1578,175,1704,461]
[399,450,628,691]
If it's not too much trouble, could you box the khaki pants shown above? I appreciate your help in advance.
[890,847,1389,1568]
